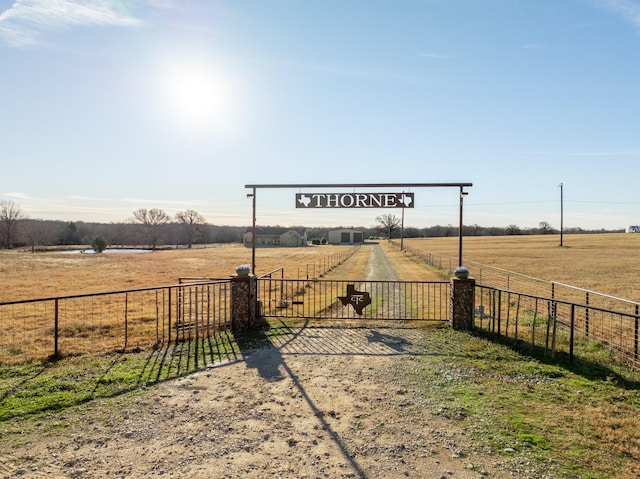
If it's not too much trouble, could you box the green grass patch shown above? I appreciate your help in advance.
[0,333,241,422]
[406,326,640,478]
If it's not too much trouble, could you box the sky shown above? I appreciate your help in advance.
[2,0,640,231]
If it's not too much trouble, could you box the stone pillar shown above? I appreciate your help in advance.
[450,277,475,330]
[230,274,257,332]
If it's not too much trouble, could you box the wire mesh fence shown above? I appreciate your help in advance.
[475,285,640,368]
[0,280,231,365]
[400,241,640,369]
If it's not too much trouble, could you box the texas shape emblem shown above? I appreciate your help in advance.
[338,284,372,315]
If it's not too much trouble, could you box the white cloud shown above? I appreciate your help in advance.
[591,0,640,28]
[5,192,217,222]
[5,191,33,199]
[419,52,453,59]
[139,0,175,9]
[0,0,143,47]
[257,57,421,84]
[523,150,640,157]
[566,150,640,157]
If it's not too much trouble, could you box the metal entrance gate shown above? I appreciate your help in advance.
[258,279,450,321]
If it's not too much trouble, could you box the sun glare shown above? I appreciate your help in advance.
[153,56,238,139]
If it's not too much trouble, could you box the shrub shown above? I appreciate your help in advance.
[90,236,108,253]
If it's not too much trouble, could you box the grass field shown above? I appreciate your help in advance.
[0,244,362,364]
[3,233,635,302]
[405,233,640,301]
[0,244,359,302]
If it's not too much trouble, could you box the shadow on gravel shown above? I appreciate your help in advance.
[0,331,247,421]
[0,320,430,428]
[366,329,412,352]
[233,319,436,479]
[262,320,438,357]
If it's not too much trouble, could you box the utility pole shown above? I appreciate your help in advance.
[559,182,564,247]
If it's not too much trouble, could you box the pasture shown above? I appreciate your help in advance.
[3,233,635,303]
[0,244,358,303]
[406,233,640,301]
[0,244,364,364]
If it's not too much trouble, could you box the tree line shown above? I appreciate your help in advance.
[0,201,244,251]
[0,201,622,251]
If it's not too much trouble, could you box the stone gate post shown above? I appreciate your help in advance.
[450,273,475,331]
[230,274,258,332]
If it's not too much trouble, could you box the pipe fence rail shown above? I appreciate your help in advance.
[475,285,640,368]
[294,246,361,280]
[258,278,451,321]
[397,241,640,368]
[0,280,231,365]
[398,241,640,314]
[4,241,640,372]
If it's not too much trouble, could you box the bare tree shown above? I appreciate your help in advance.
[175,209,207,248]
[0,200,25,249]
[376,214,401,240]
[22,219,54,252]
[132,208,171,249]
[505,224,522,235]
[538,221,553,235]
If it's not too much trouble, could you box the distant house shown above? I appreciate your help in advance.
[327,229,364,245]
[243,230,307,247]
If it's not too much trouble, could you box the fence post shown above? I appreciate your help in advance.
[551,302,558,358]
[124,293,129,350]
[497,290,502,338]
[450,274,475,330]
[168,288,173,343]
[531,298,538,350]
[54,298,59,359]
[230,273,258,332]
[585,291,590,337]
[635,304,639,361]
[570,304,575,363]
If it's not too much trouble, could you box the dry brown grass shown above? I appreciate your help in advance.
[405,233,640,301]
[378,242,450,281]
[258,244,449,320]
[0,244,357,302]
[0,244,361,363]
[320,242,449,282]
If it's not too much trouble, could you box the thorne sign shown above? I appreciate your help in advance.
[245,183,472,274]
[296,192,414,209]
